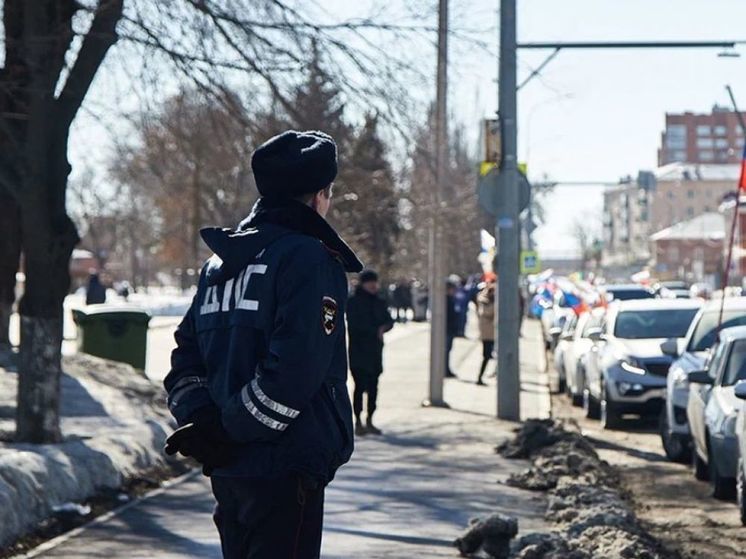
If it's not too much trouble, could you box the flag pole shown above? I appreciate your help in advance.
[719,86,746,329]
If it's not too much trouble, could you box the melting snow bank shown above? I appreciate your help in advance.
[455,419,677,559]
[505,419,675,559]
[0,354,174,552]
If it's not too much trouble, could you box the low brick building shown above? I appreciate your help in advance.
[650,212,724,282]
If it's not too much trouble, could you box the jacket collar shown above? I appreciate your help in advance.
[239,197,363,273]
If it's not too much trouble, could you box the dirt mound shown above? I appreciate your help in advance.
[454,514,519,559]
[497,418,677,559]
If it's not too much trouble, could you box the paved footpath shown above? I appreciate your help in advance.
[22,319,550,558]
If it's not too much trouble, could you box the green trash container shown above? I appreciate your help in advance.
[72,306,151,370]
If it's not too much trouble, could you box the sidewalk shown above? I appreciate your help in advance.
[23,319,550,558]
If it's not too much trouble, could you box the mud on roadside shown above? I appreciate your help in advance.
[498,419,678,559]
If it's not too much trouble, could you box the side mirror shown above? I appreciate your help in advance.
[548,326,563,337]
[735,380,746,400]
[687,370,714,385]
[660,338,679,358]
[586,327,604,342]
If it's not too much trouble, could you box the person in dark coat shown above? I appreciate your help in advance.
[346,269,394,436]
[85,272,106,305]
[445,279,459,378]
[163,130,362,559]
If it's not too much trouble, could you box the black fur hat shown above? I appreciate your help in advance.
[251,130,337,198]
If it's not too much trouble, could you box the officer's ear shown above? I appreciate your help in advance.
[311,184,333,217]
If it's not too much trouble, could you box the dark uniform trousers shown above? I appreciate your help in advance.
[351,368,380,416]
[212,475,325,559]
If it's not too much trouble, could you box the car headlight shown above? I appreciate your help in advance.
[620,358,646,375]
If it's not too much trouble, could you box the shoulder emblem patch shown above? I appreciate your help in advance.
[322,296,338,335]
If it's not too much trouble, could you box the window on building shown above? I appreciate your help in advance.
[669,245,680,261]
[697,138,714,148]
[714,125,728,136]
[717,151,730,161]
[697,125,711,136]
[687,207,694,217]
[704,206,711,212]
[668,124,687,139]
[671,150,686,161]
[666,135,686,149]
[667,191,675,200]
[737,138,745,147]
[687,190,694,199]
[715,138,730,148]
[700,150,714,161]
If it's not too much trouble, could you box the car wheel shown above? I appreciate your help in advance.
[737,457,746,526]
[708,437,735,500]
[558,374,566,395]
[692,445,709,482]
[600,382,622,430]
[570,368,584,407]
[583,387,600,419]
[658,407,690,463]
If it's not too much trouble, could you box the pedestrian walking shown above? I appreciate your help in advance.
[445,279,459,378]
[475,277,496,385]
[163,130,362,559]
[346,269,394,436]
[85,271,106,305]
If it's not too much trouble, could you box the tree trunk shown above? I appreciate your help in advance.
[0,189,21,353]
[16,166,78,443]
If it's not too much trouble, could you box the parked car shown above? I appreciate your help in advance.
[660,288,692,300]
[659,298,746,462]
[583,299,701,429]
[563,308,606,406]
[687,326,746,499]
[734,379,746,524]
[553,313,578,393]
[599,284,656,303]
[541,295,575,351]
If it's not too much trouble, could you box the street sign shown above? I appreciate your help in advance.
[477,168,531,216]
[482,118,501,164]
[520,250,541,274]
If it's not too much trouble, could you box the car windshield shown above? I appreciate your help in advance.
[614,308,698,339]
[688,310,746,352]
[607,289,654,301]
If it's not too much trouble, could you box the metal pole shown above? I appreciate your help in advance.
[425,0,448,407]
[497,0,520,420]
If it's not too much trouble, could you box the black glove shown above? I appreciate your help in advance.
[164,405,236,475]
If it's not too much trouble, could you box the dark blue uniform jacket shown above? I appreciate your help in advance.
[164,198,363,484]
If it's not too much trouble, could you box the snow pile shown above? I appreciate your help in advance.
[0,354,171,549]
[455,514,518,559]
[497,419,674,559]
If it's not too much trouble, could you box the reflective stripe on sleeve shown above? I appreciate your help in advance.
[251,378,300,419]
[240,385,288,431]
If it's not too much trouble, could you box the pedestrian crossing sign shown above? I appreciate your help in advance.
[520,251,541,274]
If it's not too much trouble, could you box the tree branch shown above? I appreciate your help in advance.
[56,0,123,129]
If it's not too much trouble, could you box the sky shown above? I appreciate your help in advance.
[69,0,746,259]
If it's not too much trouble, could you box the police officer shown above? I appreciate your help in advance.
[346,269,394,436]
[163,130,362,559]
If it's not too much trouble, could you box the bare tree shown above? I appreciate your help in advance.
[0,0,436,442]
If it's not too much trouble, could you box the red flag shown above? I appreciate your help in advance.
[740,144,746,192]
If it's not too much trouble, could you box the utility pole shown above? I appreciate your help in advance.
[497,0,520,420]
[425,0,448,408]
